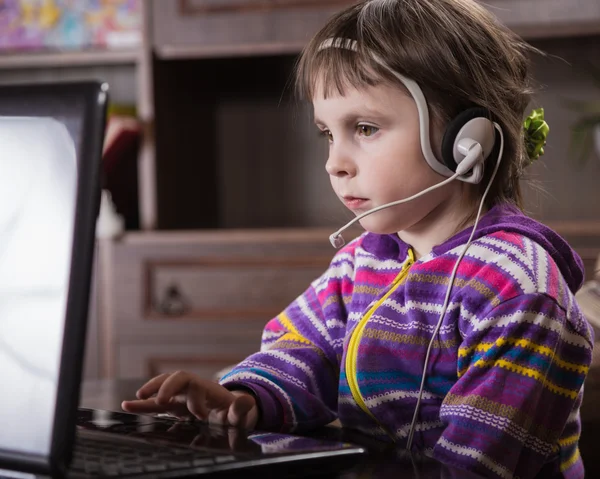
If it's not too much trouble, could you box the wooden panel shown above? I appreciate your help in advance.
[153,0,600,60]
[180,0,354,14]
[0,50,138,70]
[0,63,137,105]
[152,0,352,58]
[146,257,330,319]
[98,229,342,377]
[108,229,337,324]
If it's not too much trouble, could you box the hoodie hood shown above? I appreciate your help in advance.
[362,203,584,293]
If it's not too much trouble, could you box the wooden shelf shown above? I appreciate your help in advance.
[0,49,140,70]
[155,42,305,60]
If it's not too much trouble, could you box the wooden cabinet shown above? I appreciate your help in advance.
[152,0,355,59]
[149,0,600,63]
[93,223,600,380]
[96,229,338,379]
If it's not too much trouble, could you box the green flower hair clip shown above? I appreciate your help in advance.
[523,108,550,164]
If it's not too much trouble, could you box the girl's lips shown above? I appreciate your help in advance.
[343,197,369,210]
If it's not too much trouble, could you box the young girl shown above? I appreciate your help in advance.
[122,1,593,477]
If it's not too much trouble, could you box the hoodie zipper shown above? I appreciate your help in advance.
[345,248,415,434]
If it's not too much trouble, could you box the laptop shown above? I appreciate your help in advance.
[0,81,365,478]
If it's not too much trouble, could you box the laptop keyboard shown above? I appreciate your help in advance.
[70,434,238,477]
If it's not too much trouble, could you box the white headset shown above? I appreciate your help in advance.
[319,38,505,450]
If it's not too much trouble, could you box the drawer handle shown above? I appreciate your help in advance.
[156,284,190,317]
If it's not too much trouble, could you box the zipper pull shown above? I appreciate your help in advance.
[402,248,415,271]
[392,251,414,285]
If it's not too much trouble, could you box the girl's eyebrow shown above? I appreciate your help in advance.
[314,109,390,126]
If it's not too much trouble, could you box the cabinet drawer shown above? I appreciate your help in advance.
[148,257,326,319]
[105,229,335,325]
[152,0,354,58]
[98,229,342,378]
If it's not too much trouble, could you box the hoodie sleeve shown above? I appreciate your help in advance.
[218,242,357,432]
[435,293,593,479]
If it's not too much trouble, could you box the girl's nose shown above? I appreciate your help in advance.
[325,147,357,178]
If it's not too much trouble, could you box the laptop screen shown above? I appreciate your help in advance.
[0,82,107,474]
[0,116,78,456]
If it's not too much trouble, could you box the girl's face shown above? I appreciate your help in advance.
[313,80,463,236]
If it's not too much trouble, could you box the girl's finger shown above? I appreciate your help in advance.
[227,394,255,428]
[136,373,170,399]
[207,407,229,426]
[155,371,192,405]
[121,398,179,415]
[185,380,210,419]
[228,427,244,451]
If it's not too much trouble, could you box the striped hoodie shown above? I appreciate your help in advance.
[220,203,594,479]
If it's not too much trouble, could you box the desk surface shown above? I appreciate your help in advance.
[80,380,600,479]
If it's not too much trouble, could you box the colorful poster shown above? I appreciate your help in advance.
[0,0,141,51]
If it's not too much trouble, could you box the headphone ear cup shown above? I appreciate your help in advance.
[441,107,494,172]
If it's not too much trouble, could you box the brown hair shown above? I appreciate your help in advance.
[294,0,541,211]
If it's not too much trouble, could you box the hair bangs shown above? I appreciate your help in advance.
[295,38,384,101]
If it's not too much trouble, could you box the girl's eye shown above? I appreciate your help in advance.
[358,125,379,137]
[319,130,333,142]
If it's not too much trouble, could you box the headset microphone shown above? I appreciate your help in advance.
[329,139,484,248]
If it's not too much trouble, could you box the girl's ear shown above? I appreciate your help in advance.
[440,107,496,177]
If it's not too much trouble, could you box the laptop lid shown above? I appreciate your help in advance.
[0,82,108,476]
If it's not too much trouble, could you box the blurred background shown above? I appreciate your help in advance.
[0,0,599,386]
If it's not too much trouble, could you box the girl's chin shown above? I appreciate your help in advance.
[358,218,403,236]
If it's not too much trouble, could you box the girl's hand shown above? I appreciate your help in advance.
[121,371,259,430]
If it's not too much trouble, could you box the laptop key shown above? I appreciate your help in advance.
[214,455,236,464]
[71,459,86,470]
[188,450,213,458]
[192,458,215,467]
[100,465,120,476]
[144,463,168,472]
[118,465,145,475]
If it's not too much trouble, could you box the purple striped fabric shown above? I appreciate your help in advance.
[220,204,593,478]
